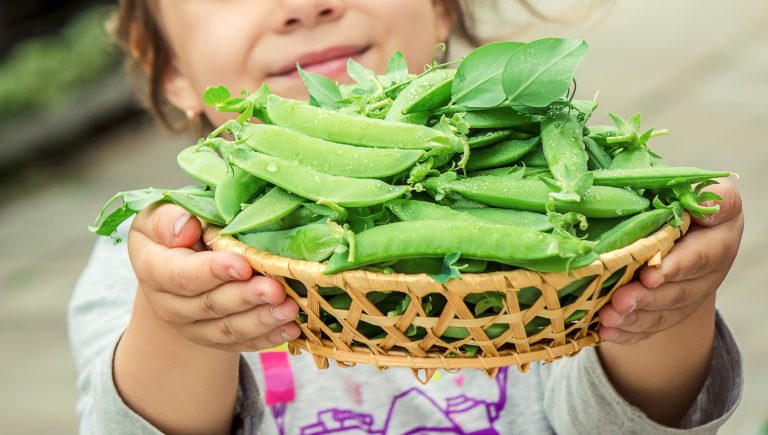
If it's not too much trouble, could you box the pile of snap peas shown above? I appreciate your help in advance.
[91,38,730,347]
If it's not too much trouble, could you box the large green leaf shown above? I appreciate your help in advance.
[502,38,588,107]
[451,41,524,108]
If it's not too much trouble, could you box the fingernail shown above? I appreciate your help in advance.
[281,329,296,341]
[271,305,287,320]
[227,267,245,280]
[173,213,192,236]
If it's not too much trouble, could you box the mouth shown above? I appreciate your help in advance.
[271,45,371,79]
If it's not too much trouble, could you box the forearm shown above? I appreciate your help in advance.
[114,289,241,435]
[598,294,716,426]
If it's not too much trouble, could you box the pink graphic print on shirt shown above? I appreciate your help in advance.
[270,367,509,435]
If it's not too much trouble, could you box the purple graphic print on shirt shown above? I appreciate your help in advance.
[270,367,509,435]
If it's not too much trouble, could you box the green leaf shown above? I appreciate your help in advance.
[502,38,588,107]
[474,292,504,316]
[297,64,343,109]
[429,251,464,284]
[384,50,408,84]
[203,85,231,106]
[347,58,377,90]
[123,189,164,210]
[452,41,524,108]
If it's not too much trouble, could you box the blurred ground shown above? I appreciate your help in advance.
[0,1,766,434]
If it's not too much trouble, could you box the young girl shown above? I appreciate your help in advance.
[69,1,745,434]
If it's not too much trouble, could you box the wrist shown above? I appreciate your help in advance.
[114,287,240,434]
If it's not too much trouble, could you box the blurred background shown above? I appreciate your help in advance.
[0,1,765,433]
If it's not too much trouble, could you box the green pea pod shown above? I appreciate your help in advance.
[214,165,267,224]
[462,107,541,129]
[324,220,594,274]
[388,257,487,274]
[177,146,228,188]
[583,136,612,170]
[467,129,523,149]
[221,187,304,236]
[465,137,540,171]
[387,199,551,231]
[222,146,409,207]
[456,208,553,232]
[592,167,731,190]
[265,95,465,152]
[238,221,346,262]
[610,148,651,170]
[521,146,547,167]
[594,207,675,254]
[164,190,226,226]
[441,175,649,218]
[541,105,593,201]
[387,68,454,124]
[237,124,424,178]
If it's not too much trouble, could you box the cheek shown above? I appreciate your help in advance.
[363,1,442,72]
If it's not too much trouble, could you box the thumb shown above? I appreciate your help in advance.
[132,203,203,249]
[692,178,742,227]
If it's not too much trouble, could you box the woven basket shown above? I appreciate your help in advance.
[203,214,690,383]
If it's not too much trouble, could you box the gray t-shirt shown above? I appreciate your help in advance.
[69,224,742,434]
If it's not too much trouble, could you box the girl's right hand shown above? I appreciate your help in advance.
[127,203,301,352]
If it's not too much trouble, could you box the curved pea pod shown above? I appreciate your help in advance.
[386,68,454,124]
[238,221,347,262]
[441,175,650,218]
[594,207,675,254]
[521,145,547,167]
[583,136,612,170]
[224,147,409,207]
[324,220,595,274]
[265,95,465,152]
[456,208,553,232]
[467,129,523,149]
[465,137,540,171]
[541,106,593,201]
[591,167,731,190]
[177,146,228,188]
[610,148,651,170]
[214,165,268,224]
[163,190,226,226]
[388,198,552,231]
[221,187,304,236]
[462,107,541,129]
[237,124,424,179]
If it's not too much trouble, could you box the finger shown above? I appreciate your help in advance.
[130,230,254,295]
[692,178,743,227]
[599,327,654,346]
[638,215,740,288]
[131,203,202,249]
[608,276,715,314]
[189,299,299,345]
[217,323,302,353]
[148,275,287,323]
[599,302,699,333]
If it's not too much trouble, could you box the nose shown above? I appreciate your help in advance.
[276,0,346,32]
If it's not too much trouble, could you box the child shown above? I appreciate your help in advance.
[69,1,744,434]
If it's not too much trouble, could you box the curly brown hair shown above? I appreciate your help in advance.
[111,0,483,135]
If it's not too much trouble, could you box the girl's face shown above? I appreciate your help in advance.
[155,0,453,125]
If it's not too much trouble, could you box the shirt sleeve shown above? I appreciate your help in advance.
[68,220,267,434]
[541,312,742,435]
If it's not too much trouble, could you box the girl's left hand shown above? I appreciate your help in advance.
[598,179,744,345]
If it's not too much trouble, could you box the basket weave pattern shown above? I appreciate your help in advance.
[204,214,689,382]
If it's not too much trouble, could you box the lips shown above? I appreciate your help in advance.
[271,45,370,78]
